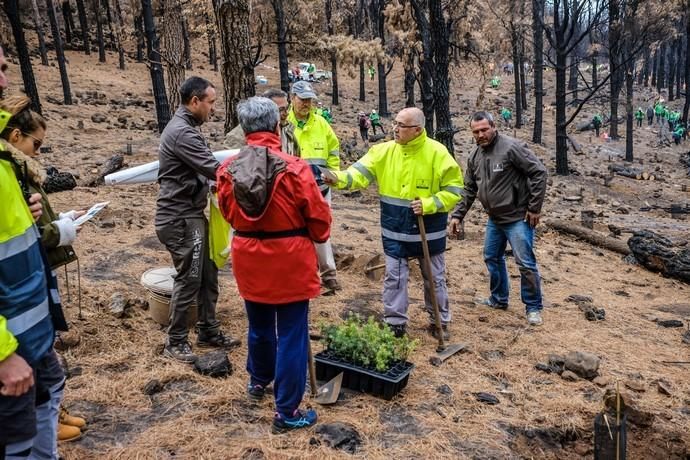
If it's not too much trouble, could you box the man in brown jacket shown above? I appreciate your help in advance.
[155,76,239,363]
[449,111,547,326]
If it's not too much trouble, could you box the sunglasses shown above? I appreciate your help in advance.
[22,132,43,151]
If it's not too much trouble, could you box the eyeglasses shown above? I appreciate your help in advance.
[392,120,420,129]
[22,132,43,151]
[278,106,288,113]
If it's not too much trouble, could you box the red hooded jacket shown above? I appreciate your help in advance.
[216,131,331,304]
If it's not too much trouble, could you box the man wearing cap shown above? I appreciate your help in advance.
[287,81,341,292]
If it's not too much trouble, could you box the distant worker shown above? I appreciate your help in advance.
[646,106,654,126]
[634,108,644,128]
[490,76,501,89]
[369,109,386,135]
[592,114,603,137]
[307,63,316,81]
[654,101,664,124]
[500,107,512,126]
[358,111,370,147]
[320,106,333,125]
[323,107,463,339]
[368,64,376,81]
[673,124,685,145]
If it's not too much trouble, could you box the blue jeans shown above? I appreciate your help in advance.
[244,299,308,418]
[483,218,543,313]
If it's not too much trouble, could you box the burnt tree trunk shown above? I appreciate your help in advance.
[182,16,192,70]
[675,38,682,100]
[532,0,544,144]
[75,0,89,53]
[554,0,568,175]
[112,0,125,69]
[162,0,186,115]
[46,0,72,104]
[134,15,145,62]
[405,53,416,108]
[359,61,365,101]
[204,13,217,72]
[4,0,42,112]
[608,0,622,140]
[92,0,106,62]
[325,0,339,106]
[31,0,50,66]
[684,1,690,127]
[270,0,289,93]
[61,0,72,42]
[411,0,434,135]
[657,42,665,93]
[101,0,115,48]
[371,0,387,115]
[651,49,657,88]
[429,0,453,154]
[624,59,634,162]
[141,0,170,132]
[641,49,649,86]
[213,0,255,132]
[519,41,528,110]
[669,39,677,101]
[511,22,523,128]
[628,231,690,284]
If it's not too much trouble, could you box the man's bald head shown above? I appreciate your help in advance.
[0,46,8,91]
[393,107,425,145]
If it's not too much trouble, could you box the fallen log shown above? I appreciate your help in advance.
[628,231,690,283]
[85,154,124,186]
[545,219,631,256]
[608,164,656,180]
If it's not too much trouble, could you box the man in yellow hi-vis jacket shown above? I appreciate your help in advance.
[323,107,463,339]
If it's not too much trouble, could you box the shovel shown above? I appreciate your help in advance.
[307,339,343,404]
[417,214,467,366]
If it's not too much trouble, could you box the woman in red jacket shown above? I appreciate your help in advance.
[216,96,331,433]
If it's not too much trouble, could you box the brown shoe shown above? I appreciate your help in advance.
[59,406,86,428]
[323,278,342,291]
[58,423,82,442]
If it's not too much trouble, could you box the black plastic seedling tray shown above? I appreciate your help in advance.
[314,349,414,400]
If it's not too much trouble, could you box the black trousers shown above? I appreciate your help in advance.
[156,217,220,344]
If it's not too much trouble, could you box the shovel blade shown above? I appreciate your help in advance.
[313,372,343,405]
[429,343,467,367]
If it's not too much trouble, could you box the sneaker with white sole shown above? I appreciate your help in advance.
[527,311,543,326]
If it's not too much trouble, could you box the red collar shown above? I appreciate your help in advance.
[246,131,282,152]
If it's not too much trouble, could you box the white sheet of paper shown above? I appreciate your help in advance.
[73,201,110,226]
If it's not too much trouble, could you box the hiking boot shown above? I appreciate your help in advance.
[474,297,508,310]
[163,341,197,363]
[427,324,450,341]
[323,278,342,291]
[57,423,82,442]
[272,408,318,434]
[59,406,86,428]
[247,383,266,401]
[388,323,407,338]
[527,311,544,326]
[196,331,241,350]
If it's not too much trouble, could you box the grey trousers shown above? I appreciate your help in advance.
[382,253,451,326]
[156,217,220,344]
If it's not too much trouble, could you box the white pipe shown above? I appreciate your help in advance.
[104,149,240,185]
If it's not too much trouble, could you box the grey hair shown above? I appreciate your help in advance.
[471,111,495,126]
[261,88,288,100]
[237,96,280,134]
[411,109,425,128]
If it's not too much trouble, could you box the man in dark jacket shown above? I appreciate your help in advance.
[155,76,239,363]
[216,97,330,433]
[449,111,547,326]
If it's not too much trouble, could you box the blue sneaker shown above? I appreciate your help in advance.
[272,408,318,434]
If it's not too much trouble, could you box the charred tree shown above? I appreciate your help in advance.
[404,53,416,108]
[213,0,255,131]
[75,0,89,53]
[325,0,339,106]
[532,0,544,144]
[204,13,217,72]
[651,48,657,87]
[134,15,144,62]
[657,42,665,92]
[4,0,43,113]
[511,15,523,128]
[61,0,73,42]
[270,0,289,93]
[92,0,106,62]
[141,0,170,132]
[641,49,649,86]
[359,61,366,101]
[410,0,434,135]
[112,0,125,69]
[182,16,192,70]
[668,38,678,101]
[684,0,690,126]
[46,0,72,104]
[608,0,622,139]
[675,37,682,99]
[162,0,186,114]
[371,0,388,115]
[31,0,50,66]
[429,0,453,153]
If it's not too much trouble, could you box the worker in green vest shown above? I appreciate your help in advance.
[592,114,603,137]
[634,108,644,128]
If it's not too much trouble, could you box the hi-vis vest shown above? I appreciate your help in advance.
[0,144,53,364]
[334,131,463,258]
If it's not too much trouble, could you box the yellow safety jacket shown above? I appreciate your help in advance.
[288,108,340,194]
[334,131,463,258]
[0,142,54,364]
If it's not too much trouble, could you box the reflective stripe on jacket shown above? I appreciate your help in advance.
[0,144,54,365]
[334,131,462,258]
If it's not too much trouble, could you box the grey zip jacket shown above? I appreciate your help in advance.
[155,106,220,226]
[451,133,547,225]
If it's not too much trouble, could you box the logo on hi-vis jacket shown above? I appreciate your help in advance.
[492,162,504,173]
[416,179,430,190]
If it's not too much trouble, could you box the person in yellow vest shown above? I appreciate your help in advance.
[323,107,463,338]
[287,81,341,291]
